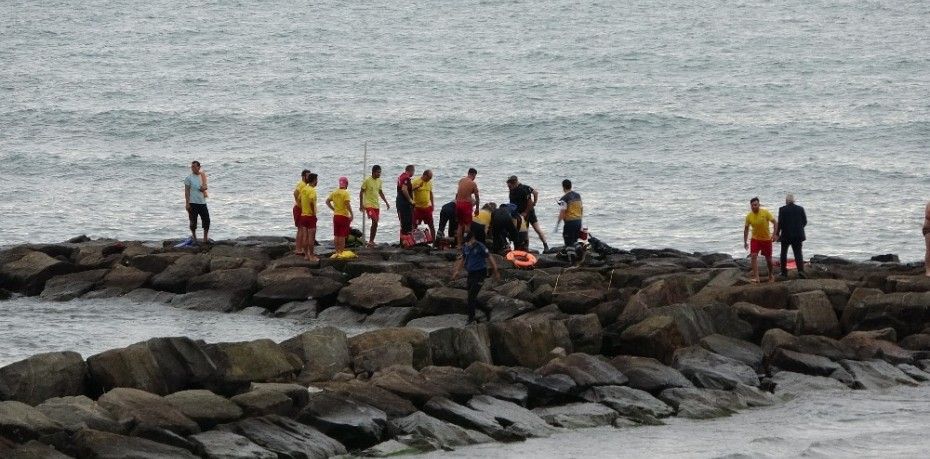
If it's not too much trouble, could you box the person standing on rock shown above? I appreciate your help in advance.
[743,197,777,283]
[299,173,319,262]
[184,160,210,245]
[507,175,549,252]
[293,169,311,255]
[359,165,390,247]
[395,165,416,241]
[411,169,436,240]
[454,168,480,247]
[451,230,500,324]
[775,193,807,279]
[556,179,584,248]
[327,177,354,258]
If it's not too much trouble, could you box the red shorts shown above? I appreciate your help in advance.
[293,205,300,227]
[365,207,380,221]
[414,206,434,225]
[750,239,773,257]
[333,215,351,237]
[298,215,317,229]
[455,200,473,226]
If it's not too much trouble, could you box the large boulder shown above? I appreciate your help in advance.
[785,279,852,311]
[337,273,416,311]
[419,366,482,402]
[406,314,470,330]
[5,440,72,458]
[298,392,387,449]
[537,353,627,388]
[770,348,842,377]
[39,269,108,301]
[561,314,603,355]
[841,330,914,364]
[97,387,200,436]
[127,253,185,274]
[36,396,124,433]
[316,305,366,326]
[504,368,580,408]
[364,307,417,328]
[0,351,87,405]
[150,254,209,293]
[531,402,619,428]
[203,340,302,387]
[422,396,522,442]
[618,276,697,323]
[839,360,918,390]
[552,289,608,314]
[698,334,764,373]
[170,289,246,312]
[791,291,841,337]
[900,333,930,351]
[760,328,855,361]
[101,265,153,292]
[280,327,350,383]
[609,355,694,393]
[582,385,674,419]
[187,268,258,293]
[657,388,746,419]
[344,260,414,278]
[0,400,61,442]
[416,287,469,316]
[841,292,930,337]
[771,371,851,397]
[671,346,759,389]
[87,337,219,395]
[252,275,343,310]
[73,428,198,459]
[164,390,242,430]
[369,366,448,406]
[352,343,415,375]
[316,380,417,418]
[428,326,493,368]
[348,328,432,370]
[189,430,276,459]
[701,302,753,340]
[217,415,346,459]
[731,301,798,339]
[0,250,74,295]
[486,295,536,322]
[230,390,294,417]
[465,395,558,438]
[489,319,572,368]
[388,412,493,448]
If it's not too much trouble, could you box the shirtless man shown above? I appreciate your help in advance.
[924,202,930,276]
[454,168,480,247]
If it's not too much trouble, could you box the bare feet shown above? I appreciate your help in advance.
[767,275,775,283]
[750,277,760,284]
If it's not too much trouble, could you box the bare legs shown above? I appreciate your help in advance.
[368,218,379,246]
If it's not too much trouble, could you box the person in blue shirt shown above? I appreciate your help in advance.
[451,230,501,324]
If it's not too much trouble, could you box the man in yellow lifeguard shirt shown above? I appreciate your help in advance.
[293,169,310,255]
[359,165,390,247]
[326,177,354,258]
[411,169,436,240]
[298,173,319,262]
[743,197,778,283]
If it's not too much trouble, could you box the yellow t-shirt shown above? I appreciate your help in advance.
[745,208,774,241]
[299,186,316,216]
[474,209,492,227]
[329,188,351,217]
[361,176,382,209]
[295,180,305,204]
[411,177,433,209]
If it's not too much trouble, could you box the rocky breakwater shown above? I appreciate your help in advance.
[2,237,930,457]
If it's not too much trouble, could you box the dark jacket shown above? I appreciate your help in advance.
[777,203,807,243]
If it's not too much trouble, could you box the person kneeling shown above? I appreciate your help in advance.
[451,231,500,324]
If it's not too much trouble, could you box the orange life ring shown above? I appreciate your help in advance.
[506,250,537,268]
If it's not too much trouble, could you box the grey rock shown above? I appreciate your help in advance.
[422,396,521,442]
[505,367,580,408]
[583,385,674,419]
[189,430,276,459]
[406,314,470,330]
[170,289,245,312]
[86,337,219,395]
[203,339,302,387]
[537,353,628,388]
[657,387,746,419]
[6,440,72,459]
[349,328,432,370]
[272,301,317,319]
[249,383,310,409]
[531,402,619,428]
[150,254,209,293]
[298,391,387,449]
[415,287,469,316]
[370,366,448,406]
[698,334,764,372]
[489,319,573,368]
[466,395,558,438]
[364,307,416,328]
[771,348,842,377]
[839,359,918,390]
[164,390,242,430]
[231,390,294,417]
[0,400,61,442]
[561,314,604,355]
[388,411,493,448]
[97,387,199,436]
[252,277,343,309]
[40,269,108,301]
[0,250,74,296]
[280,327,350,383]
[672,345,759,389]
[36,395,124,434]
[73,428,198,459]
[217,415,346,459]
[316,380,417,418]
[353,343,415,375]
[0,351,87,405]
[480,382,528,406]
[122,288,175,304]
[609,355,694,393]
[419,366,482,402]
[731,301,798,339]
[771,371,851,397]
[187,268,258,293]
[338,273,417,311]
[316,305,367,326]
[428,326,493,369]
[896,364,930,382]
[486,295,535,322]
[791,291,840,337]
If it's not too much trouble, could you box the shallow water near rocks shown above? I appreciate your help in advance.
[428,385,930,459]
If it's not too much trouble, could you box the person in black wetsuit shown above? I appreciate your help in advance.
[437,201,457,238]
[490,203,520,253]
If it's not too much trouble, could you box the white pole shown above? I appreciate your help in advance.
[362,141,368,237]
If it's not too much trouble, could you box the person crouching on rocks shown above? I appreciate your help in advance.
[451,230,500,324]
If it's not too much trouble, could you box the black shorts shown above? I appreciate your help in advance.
[188,203,210,231]
[525,208,538,224]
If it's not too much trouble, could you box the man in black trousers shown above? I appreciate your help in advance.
[775,193,807,279]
